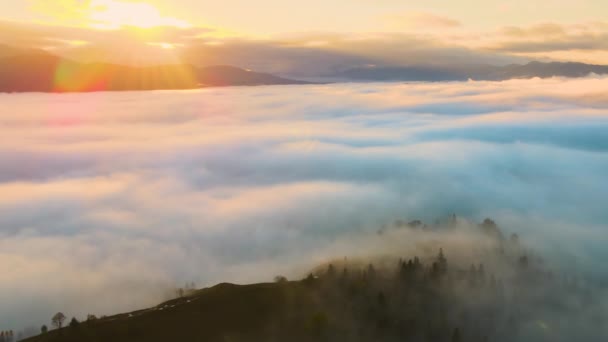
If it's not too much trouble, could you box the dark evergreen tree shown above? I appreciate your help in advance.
[327,264,336,278]
[452,327,462,342]
[69,317,80,328]
[367,264,376,279]
[438,248,448,273]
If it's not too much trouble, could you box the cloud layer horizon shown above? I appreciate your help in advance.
[1,77,607,331]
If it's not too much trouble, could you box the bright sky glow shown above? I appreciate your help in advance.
[1,1,608,64]
[87,0,190,29]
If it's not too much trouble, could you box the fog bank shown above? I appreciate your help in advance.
[1,77,607,330]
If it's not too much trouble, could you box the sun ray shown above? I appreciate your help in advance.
[88,0,191,29]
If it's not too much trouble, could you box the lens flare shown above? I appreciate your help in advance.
[52,60,199,93]
[54,61,111,92]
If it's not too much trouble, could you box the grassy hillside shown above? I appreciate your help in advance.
[22,220,607,342]
[25,282,301,342]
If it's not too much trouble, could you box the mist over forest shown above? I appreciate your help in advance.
[3,0,608,341]
[1,77,608,339]
[9,217,608,342]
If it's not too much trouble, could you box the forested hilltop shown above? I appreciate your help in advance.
[17,217,608,342]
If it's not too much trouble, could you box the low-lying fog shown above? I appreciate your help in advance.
[1,77,607,332]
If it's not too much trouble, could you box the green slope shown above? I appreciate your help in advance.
[25,282,304,342]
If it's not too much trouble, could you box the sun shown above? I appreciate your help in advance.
[148,42,176,49]
[88,0,190,29]
[157,42,175,49]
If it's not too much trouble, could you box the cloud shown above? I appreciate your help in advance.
[0,20,216,65]
[488,22,608,53]
[4,13,608,72]
[181,34,525,77]
[0,20,527,74]
[6,18,608,75]
[383,12,461,30]
[1,77,608,332]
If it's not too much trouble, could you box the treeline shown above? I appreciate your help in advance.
[0,331,15,342]
[263,217,604,342]
[22,217,607,342]
[285,248,518,342]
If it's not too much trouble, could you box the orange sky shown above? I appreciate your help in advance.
[1,0,608,64]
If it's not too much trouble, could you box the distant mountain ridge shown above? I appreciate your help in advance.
[2,47,608,93]
[0,50,311,93]
[335,61,608,81]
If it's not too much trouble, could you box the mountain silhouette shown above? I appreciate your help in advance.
[0,51,311,93]
[2,48,607,93]
[335,61,608,81]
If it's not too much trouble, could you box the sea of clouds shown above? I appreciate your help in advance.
[1,77,607,330]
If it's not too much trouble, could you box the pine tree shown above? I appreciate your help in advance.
[69,317,80,328]
[438,248,448,273]
[452,327,462,342]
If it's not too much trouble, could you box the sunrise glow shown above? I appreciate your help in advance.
[148,42,176,49]
[1,1,608,341]
[89,0,190,29]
